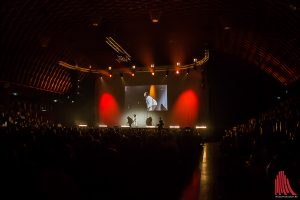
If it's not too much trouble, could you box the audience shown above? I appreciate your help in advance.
[0,101,203,200]
[222,95,300,184]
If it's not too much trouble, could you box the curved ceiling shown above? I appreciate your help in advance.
[1,0,300,93]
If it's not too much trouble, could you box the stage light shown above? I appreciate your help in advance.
[151,72,155,76]
[170,125,180,129]
[176,70,180,74]
[78,124,87,127]
[193,58,197,63]
[99,124,108,128]
[176,62,180,66]
[12,92,18,96]
[53,99,58,103]
[109,73,112,78]
[152,19,159,23]
[151,64,154,68]
[108,66,112,70]
[196,125,207,129]
[89,65,92,69]
[132,65,136,69]
[131,73,135,77]
[71,100,75,103]
[146,125,156,128]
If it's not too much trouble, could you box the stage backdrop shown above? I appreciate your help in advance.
[96,69,208,128]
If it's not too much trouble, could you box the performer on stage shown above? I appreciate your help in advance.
[127,116,133,127]
[133,114,137,127]
[157,117,164,130]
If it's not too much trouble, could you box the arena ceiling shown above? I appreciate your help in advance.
[1,0,300,93]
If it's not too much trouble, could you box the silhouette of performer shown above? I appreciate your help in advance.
[127,116,133,127]
[157,117,164,130]
[133,114,137,126]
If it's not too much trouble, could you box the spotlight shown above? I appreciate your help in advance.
[89,65,92,69]
[193,58,197,63]
[151,72,155,76]
[176,62,180,66]
[132,65,136,69]
[152,19,159,23]
[151,64,154,68]
[176,70,180,74]
[108,66,112,70]
[109,74,112,78]
[196,125,207,129]
[99,124,108,128]
[131,73,135,77]
[170,125,180,129]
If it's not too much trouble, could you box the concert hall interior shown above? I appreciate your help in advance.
[1,0,300,199]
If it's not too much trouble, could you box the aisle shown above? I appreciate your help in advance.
[198,143,271,200]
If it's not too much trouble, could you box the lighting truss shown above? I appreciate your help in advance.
[58,49,209,75]
[105,37,131,63]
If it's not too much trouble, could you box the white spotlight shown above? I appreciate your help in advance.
[99,124,108,128]
[170,125,180,129]
[196,125,207,129]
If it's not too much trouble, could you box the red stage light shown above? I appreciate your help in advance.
[171,90,199,127]
[176,70,180,74]
[99,93,120,126]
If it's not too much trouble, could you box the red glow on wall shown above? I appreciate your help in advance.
[171,90,199,127]
[99,93,120,126]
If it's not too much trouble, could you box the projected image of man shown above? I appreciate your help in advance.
[144,92,157,111]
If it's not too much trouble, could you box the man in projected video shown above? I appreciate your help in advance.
[144,92,157,111]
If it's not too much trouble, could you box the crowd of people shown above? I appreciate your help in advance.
[222,96,300,185]
[0,100,57,129]
[0,111,203,200]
